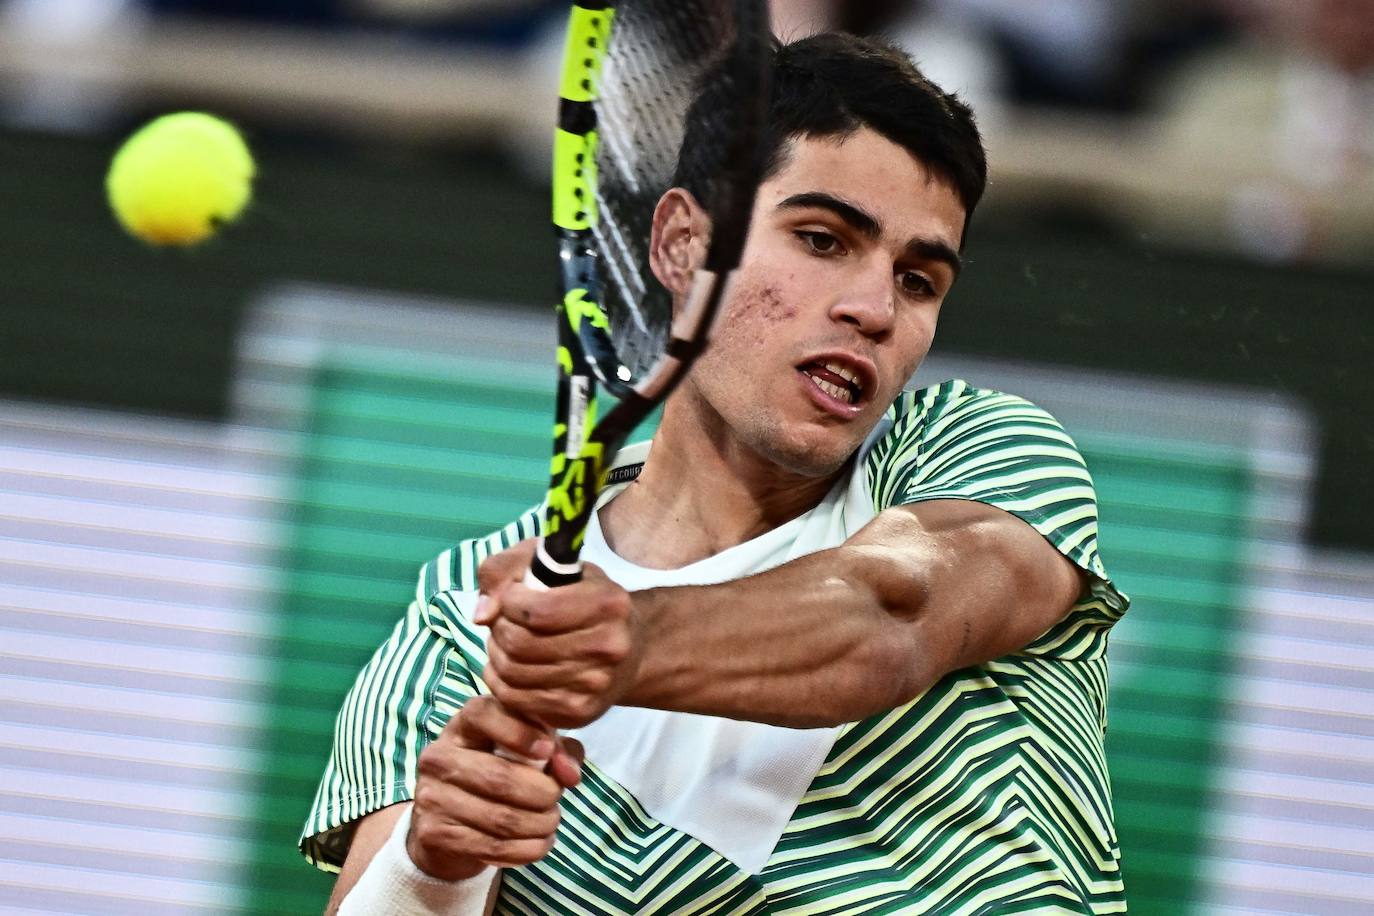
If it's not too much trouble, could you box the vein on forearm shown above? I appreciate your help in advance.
[624,544,928,728]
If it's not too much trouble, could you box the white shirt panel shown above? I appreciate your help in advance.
[567,420,891,874]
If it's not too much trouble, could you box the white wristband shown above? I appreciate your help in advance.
[339,806,500,915]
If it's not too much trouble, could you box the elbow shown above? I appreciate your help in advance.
[774,543,935,725]
[841,546,941,712]
[842,541,933,620]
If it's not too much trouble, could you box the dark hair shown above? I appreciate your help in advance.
[674,32,987,241]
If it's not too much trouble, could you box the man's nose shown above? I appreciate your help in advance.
[829,263,895,337]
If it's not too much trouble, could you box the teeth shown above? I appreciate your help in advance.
[823,361,859,388]
[805,372,853,403]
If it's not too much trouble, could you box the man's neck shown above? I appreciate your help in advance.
[597,398,846,570]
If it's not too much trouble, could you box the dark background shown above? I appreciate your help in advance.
[4,125,1368,549]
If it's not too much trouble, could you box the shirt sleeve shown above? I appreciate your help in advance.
[298,595,487,872]
[874,383,1129,653]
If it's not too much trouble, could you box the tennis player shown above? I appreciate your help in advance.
[304,32,1129,914]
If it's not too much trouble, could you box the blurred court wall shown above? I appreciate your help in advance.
[2,123,1373,915]
[4,4,1374,911]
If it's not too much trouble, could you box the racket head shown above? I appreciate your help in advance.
[556,0,771,390]
[541,0,771,572]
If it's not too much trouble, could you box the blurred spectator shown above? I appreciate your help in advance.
[1152,0,1374,259]
[928,0,1131,109]
[348,0,549,21]
[143,0,558,43]
[871,1,1236,114]
[144,0,341,24]
[0,0,148,131]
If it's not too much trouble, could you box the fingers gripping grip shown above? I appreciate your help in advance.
[493,538,579,766]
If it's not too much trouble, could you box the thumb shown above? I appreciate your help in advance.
[549,737,585,788]
[475,539,537,624]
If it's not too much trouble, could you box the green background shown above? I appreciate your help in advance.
[0,123,1353,912]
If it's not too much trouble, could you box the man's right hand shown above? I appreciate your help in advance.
[406,695,584,881]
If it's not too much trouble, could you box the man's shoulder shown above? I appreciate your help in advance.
[863,379,1066,509]
[879,378,1043,447]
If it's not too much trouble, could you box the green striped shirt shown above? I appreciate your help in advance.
[303,380,1129,913]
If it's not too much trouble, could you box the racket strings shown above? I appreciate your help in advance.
[594,0,743,381]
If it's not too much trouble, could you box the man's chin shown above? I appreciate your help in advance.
[757,432,863,480]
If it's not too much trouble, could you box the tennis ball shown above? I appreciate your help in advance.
[106,112,256,246]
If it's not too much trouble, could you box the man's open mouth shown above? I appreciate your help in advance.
[800,360,864,405]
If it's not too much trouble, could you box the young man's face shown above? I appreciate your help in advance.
[657,127,968,478]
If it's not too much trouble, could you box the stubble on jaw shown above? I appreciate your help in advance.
[680,367,856,484]
[680,279,866,481]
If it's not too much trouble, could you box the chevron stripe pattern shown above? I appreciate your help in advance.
[302,380,1129,913]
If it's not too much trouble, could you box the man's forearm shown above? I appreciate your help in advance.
[623,544,928,727]
[483,502,1081,732]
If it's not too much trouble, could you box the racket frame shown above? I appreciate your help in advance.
[531,0,769,588]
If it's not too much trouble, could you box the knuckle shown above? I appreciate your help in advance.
[464,695,496,719]
[492,686,530,720]
[572,695,601,723]
[582,633,610,663]
[416,746,446,780]
[530,775,562,810]
[503,626,533,659]
[468,831,502,861]
[583,670,612,695]
[484,673,512,705]
[490,806,524,840]
[411,815,447,854]
[605,590,632,621]
[477,763,515,800]
[412,782,437,813]
[539,806,562,835]
[496,838,541,867]
[605,630,632,662]
[489,652,520,685]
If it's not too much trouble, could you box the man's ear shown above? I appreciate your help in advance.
[648,187,710,298]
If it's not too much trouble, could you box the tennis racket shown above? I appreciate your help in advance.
[529,0,772,588]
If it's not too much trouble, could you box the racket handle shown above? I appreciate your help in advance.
[527,537,583,589]
[493,539,578,767]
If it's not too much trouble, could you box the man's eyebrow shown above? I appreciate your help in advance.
[777,192,881,239]
[906,238,963,280]
[777,191,963,278]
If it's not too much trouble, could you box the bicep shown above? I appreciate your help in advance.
[324,803,410,915]
[852,500,1085,682]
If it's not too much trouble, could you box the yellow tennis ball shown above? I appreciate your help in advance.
[106,112,256,246]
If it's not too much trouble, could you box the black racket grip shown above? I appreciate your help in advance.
[527,537,584,590]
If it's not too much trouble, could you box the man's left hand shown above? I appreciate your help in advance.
[475,541,644,730]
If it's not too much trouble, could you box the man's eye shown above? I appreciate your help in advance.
[798,231,841,254]
[900,272,935,296]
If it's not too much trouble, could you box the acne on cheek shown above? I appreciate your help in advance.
[724,280,796,328]
[759,285,797,322]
